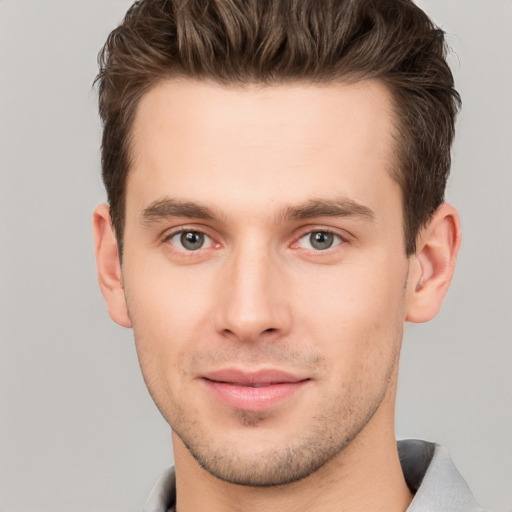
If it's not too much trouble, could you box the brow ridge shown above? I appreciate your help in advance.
[141,198,216,223]
[140,197,375,225]
[282,198,376,222]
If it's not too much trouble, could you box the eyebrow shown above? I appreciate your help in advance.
[141,197,375,225]
[141,198,216,224]
[281,198,376,222]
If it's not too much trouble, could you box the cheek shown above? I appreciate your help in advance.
[124,252,215,336]
[129,295,197,423]
[299,273,404,415]
[292,256,407,363]
[122,261,214,396]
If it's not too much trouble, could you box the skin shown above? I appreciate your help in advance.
[94,79,460,512]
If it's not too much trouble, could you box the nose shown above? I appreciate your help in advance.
[214,244,291,343]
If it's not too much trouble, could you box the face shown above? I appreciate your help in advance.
[120,79,412,485]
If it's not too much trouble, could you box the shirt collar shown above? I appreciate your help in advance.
[399,439,484,512]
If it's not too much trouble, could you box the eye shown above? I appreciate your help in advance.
[166,230,214,251]
[297,230,343,251]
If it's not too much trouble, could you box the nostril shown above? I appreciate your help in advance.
[263,328,276,334]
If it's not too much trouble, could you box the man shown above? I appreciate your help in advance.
[92,0,484,510]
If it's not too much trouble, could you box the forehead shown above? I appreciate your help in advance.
[128,79,400,222]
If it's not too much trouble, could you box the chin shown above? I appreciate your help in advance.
[171,401,376,487]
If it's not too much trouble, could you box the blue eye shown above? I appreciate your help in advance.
[167,230,213,251]
[297,231,342,250]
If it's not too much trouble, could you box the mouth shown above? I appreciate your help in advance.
[201,369,311,412]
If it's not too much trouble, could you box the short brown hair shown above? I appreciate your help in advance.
[96,0,460,256]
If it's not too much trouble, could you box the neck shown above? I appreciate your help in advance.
[172,392,413,512]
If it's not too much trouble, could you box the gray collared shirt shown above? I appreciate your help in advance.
[142,439,486,512]
[399,439,485,511]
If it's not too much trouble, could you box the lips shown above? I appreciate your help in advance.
[201,369,310,412]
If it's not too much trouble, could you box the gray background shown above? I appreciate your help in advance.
[0,1,510,510]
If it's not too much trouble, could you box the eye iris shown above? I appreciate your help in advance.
[180,231,204,250]
[310,231,334,250]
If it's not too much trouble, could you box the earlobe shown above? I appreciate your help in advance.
[406,204,461,323]
[93,204,132,328]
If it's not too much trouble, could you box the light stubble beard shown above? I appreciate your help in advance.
[130,281,406,488]
[165,343,400,488]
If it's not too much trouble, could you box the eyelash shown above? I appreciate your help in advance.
[162,227,348,254]
[163,228,218,252]
[293,228,346,252]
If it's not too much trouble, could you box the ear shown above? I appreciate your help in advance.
[406,203,461,323]
[93,204,132,328]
